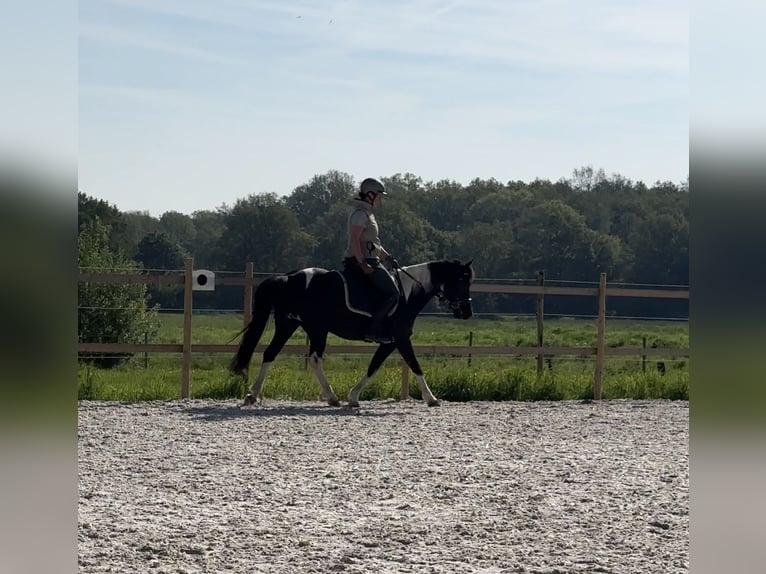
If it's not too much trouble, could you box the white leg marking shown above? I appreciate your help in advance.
[348,375,371,408]
[249,362,272,398]
[416,374,440,407]
[308,353,340,406]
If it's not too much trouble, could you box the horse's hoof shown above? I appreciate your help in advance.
[242,394,256,407]
[328,398,341,407]
[427,399,441,407]
[347,400,360,408]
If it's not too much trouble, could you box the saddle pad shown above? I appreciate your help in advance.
[334,269,399,317]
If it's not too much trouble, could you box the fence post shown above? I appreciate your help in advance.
[181,257,194,399]
[593,272,607,400]
[642,336,647,373]
[536,271,545,376]
[244,261,254,327]
[400,363,410,401]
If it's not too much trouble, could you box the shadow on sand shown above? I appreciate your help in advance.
[183,401,396,421]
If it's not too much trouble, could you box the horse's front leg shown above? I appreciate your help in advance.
[395,338,440,407]
[348,342,397,407]
[306,331,340,406]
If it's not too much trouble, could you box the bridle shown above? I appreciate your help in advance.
[391,260,472,310]
[438,291,473,311]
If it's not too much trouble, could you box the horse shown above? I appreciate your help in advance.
[229,258,474,407]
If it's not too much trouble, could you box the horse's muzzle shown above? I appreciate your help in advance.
[450,298,473,319]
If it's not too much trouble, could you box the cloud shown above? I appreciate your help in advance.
[89,0,688,74]
[79,21,251,67]
[79,83,213,109]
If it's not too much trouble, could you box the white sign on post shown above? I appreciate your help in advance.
[192,269,215,291]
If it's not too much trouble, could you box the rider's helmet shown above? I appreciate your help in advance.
[359,177,387,197]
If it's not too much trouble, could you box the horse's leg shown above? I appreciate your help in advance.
[347,342,397,408]
[395,338,440,407]
[306,330,341,407]
[243,314,299,406]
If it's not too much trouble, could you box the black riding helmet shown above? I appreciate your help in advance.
[359,177,387,197]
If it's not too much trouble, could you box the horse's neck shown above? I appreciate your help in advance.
[398,263,436,302]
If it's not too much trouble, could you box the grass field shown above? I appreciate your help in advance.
[77,314,689,402]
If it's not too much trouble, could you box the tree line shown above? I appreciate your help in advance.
[78,167,688,320]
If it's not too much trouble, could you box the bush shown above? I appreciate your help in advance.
[78,218,159,367]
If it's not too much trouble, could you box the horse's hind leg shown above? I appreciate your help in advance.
[348,342,397,407]
[243,314,299,405]
[305,330,340,407]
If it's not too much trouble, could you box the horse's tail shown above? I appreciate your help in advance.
[229,277,281,376]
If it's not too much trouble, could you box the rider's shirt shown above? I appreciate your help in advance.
[344,198,383,261]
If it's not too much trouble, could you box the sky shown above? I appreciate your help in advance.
[79,0,689,216]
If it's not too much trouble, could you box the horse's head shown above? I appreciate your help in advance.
[438,259,474,319]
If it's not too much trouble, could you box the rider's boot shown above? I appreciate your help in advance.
[364,297,396,344]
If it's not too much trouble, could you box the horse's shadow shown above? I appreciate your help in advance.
[184,402,394,421]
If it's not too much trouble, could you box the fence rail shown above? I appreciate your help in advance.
[77,271,689,299]
[76,343,687,358]
[78,259,689,400]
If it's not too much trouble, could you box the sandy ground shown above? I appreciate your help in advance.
[78,399,688,573]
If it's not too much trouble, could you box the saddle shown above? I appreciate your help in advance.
[334,264,400,318]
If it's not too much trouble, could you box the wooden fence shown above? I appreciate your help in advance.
[78,258,689,400]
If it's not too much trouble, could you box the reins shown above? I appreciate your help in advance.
[390,259,419,286]
[389,258,448,303]
[389,258,470,310]
[389,258,415,300]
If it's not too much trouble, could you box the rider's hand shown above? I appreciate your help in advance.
[362,262,374,274]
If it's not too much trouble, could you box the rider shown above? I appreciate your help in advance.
[343,177,399,343]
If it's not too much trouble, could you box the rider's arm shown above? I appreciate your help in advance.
[349,225,373,273]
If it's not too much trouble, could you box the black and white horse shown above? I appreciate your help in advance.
[230,259,474,407]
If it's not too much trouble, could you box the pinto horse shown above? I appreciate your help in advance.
[229,259,474,407]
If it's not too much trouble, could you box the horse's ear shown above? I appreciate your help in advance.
[465,259,473,267]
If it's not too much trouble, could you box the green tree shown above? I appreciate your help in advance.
[78,191,120,230]
[377,201,441,264]
[116,211,160,259]
[217,193,316,272]
[515,200,621,280]
[570,165,607,193]
[627,213,688,285]
[78,219,159,367]
[135,231,186,309]
[78,191,126,253]
[159,211,196,253]
[467,187,535,225]
[526,178,573,203]
[136,231,186,271]
[455,222,520,279]
[284,170,356,228]
[189,209,225,268]
[390,178,472,232]
[307,202,352,269]
[382,173,425,200]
